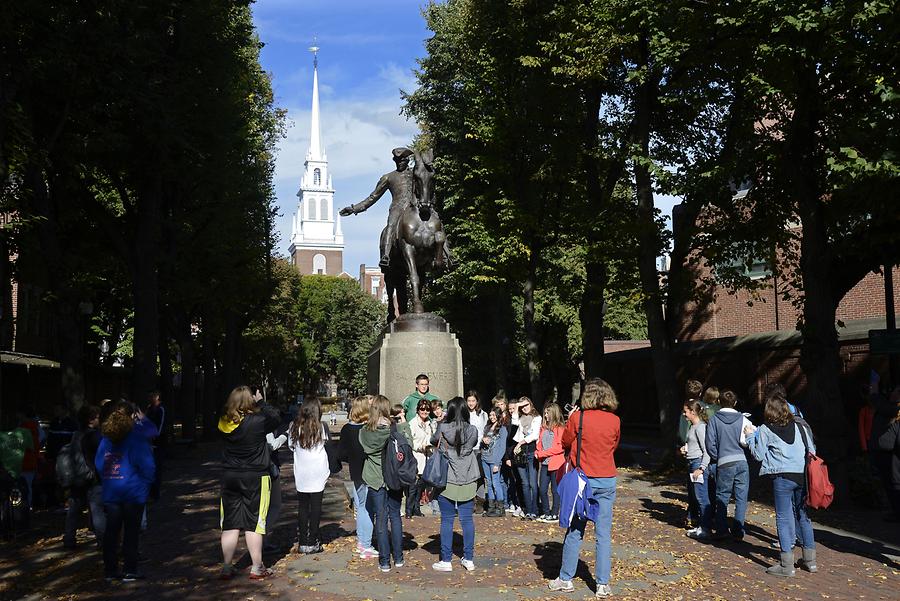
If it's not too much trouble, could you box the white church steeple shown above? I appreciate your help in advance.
[288,44,344,276]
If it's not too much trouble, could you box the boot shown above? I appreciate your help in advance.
[495,500,506,518]
[797,548,817,573]
[489,500,504,517]
[766,552,796,577]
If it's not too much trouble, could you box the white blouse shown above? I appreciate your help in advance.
[288,423,330,493]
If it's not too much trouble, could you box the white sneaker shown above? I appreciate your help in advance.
[432,561,453,572]
[548,577,574,592]
[595,583,613,597]
[686,527,710,540]
[460,558,475,571]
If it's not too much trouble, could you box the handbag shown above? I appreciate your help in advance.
[422,432,450,488]
[514,441,536,466]
[797,423,834,509]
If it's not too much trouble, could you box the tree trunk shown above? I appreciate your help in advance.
[580,258,607,379]
[27,164,85,408]
[523,240,543,407]
[131,179,162,400]
[173,315,197,440]
[221,310,242,394]
[634,37,680,438]
[200,320,218,440]
[491,285,509,396]
[158,325,174,423]
[791,60,848,504]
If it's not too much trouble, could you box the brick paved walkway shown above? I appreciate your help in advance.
[1,441,897,601]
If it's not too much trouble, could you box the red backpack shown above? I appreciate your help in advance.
[797,424,834,509]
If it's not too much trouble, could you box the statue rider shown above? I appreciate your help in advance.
[339,147,415,270]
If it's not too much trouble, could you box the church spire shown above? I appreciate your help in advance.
[307,43,323,162]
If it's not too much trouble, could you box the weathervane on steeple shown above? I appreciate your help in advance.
[309,36,319,69]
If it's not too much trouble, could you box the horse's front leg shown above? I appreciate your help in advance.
[402,243,424,313]
[433,229,446,269]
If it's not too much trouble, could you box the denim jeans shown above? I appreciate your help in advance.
[772,476,815,552]
[437,495,475,561]
[688,459,712,530]
[516,460,538,515]
[64,484,105,546]
[559,479,616,585]
[482,460,505,504]
[366,486,403,568]
[352,483,373,549]
[103,502,144,576]
[714,461,749,537]
[538,464,559,516]
[502,462,518,508]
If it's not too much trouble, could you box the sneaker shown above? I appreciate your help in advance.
[121,573,145,582]
[547,577,574,592]
[686,527,709,540]
[379,564,391,573]
[460,558,475,571]
[307,543,323,554]
[104,573,123,582]
[359,547,378,559]
[595,583,613,597]
[525,513,537,521]
[248,567,274,580]
[432,561,453,572]
[394,560,404,568]
[218,564,236,581]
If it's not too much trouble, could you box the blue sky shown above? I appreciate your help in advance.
[252,0,678,275]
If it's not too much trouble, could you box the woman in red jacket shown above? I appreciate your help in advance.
[548,378,621,598]
[535,403,566,522]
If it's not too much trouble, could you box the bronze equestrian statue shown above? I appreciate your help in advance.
[339,147,450,321]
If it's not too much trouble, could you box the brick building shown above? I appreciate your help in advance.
[359,264,387,303]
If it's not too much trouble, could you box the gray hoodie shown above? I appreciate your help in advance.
[431,422,479,485]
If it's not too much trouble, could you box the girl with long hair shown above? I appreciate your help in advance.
[288,398,330,554]
[480,406,508,517]
[359,395,411,572]
[430,396,479,572]
[682,400,712,539]
[511,396,542,519]
[747,390,816,577]
[535,403,566,522]
[218,386,281,580]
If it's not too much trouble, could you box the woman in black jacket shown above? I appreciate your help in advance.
[218,386,281,580]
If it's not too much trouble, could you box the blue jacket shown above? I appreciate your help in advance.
[705,408,750,467]
[747,422,814,476]
[481,425,508,465]
[95,429,156,504]
[558,468,600,528]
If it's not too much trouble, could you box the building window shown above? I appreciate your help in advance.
[313,253,326,274]
[320,198,328,221]
[308,198,317,220]
[371,276,380,296]
[313,168,321,186]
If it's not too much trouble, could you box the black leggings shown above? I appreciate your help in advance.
[297,491,324,545]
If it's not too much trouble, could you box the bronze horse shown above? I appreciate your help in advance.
[384,148,449,321]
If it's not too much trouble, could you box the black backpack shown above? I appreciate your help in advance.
[381,424,418,491]
[56,431,95,488]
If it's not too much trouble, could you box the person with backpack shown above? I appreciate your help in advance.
[360,395,412,572]
[548,378,621,598]
[288,398,330,554]
[705,389,753,541]
[746,390,817,576]
[430,396,479,572]
[95,401,156,581]
[63,405,104,549]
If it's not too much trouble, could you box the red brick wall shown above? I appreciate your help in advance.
[676,261,899,341]
[292,248,343,276]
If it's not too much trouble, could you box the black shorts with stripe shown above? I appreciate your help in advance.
[220,472,271,533]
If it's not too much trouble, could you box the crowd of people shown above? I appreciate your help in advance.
[1,369,899,597]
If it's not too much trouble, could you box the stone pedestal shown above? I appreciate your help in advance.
[367,313,463,403]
